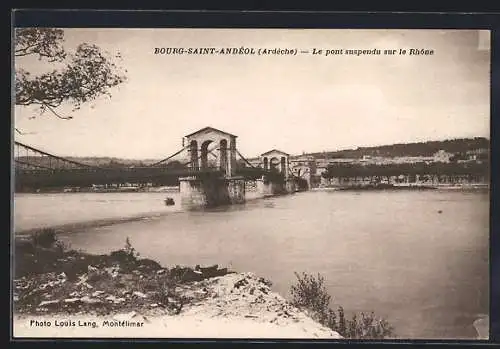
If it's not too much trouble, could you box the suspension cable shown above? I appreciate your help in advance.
[149,145,189,167]
[286,165,299,179]
[14,141,97,169]
[236,149,257,169]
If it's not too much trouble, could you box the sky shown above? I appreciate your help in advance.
[14,29,491,160]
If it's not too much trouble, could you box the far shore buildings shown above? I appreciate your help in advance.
[248,150,458,172]
[245,148,487,188]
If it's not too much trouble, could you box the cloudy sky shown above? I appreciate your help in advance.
[14,29,490,159]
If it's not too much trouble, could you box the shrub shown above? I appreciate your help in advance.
[290,272,331,324]
[123,237,140,258]
[290,272,394,339]
[54,239,71,254]
[31,228,57,248]
[345,311,394,339]
[146,276,186,314]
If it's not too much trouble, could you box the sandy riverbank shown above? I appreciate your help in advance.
[13,272,342,339]
[14,211,174,236]
[13,231,341,339]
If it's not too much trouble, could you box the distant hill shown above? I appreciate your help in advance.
[16,137,489,168]
[305,137,489,159]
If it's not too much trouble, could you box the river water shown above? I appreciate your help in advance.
[13,190,489,339]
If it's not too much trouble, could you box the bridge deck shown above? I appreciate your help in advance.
[14,166,287,190]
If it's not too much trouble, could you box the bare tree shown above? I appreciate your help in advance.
[14,28,127,134]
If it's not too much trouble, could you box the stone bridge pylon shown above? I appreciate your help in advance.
[178,127,299,209]
[183,126,237,176]
[179,127,246,209]
[258,149,297,195]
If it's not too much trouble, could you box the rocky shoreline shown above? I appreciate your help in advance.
[14,273,342,338]
[13,231,341,339]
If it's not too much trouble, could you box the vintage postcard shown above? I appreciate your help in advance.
[12,27,490,340]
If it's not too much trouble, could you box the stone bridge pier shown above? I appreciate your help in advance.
[179,127,245,210]
[179,174,246,209]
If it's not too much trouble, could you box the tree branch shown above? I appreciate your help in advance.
[14,51,32,57]
[44,104,73,119]
[15,128,36,135]
[15,43,37,56]
[15,29,127,124]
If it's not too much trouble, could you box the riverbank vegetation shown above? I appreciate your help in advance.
[308,137,489,159]
[290,272,394,339]
[14,229,231,316]
[15,229,393,339]
[322,162,489,180]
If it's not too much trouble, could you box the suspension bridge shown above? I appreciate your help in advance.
[14,127,307,208]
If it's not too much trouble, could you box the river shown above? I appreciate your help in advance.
[13,189,489,339]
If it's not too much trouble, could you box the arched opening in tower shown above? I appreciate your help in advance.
[269,157,280,172]
[200,140,213,170]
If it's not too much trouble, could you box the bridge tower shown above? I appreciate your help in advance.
[183,127,237,177]
[257,149,296,195]
[260,149,290,179]
[179,127,245,209]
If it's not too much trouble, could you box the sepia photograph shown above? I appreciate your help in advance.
[12,27,490,340]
